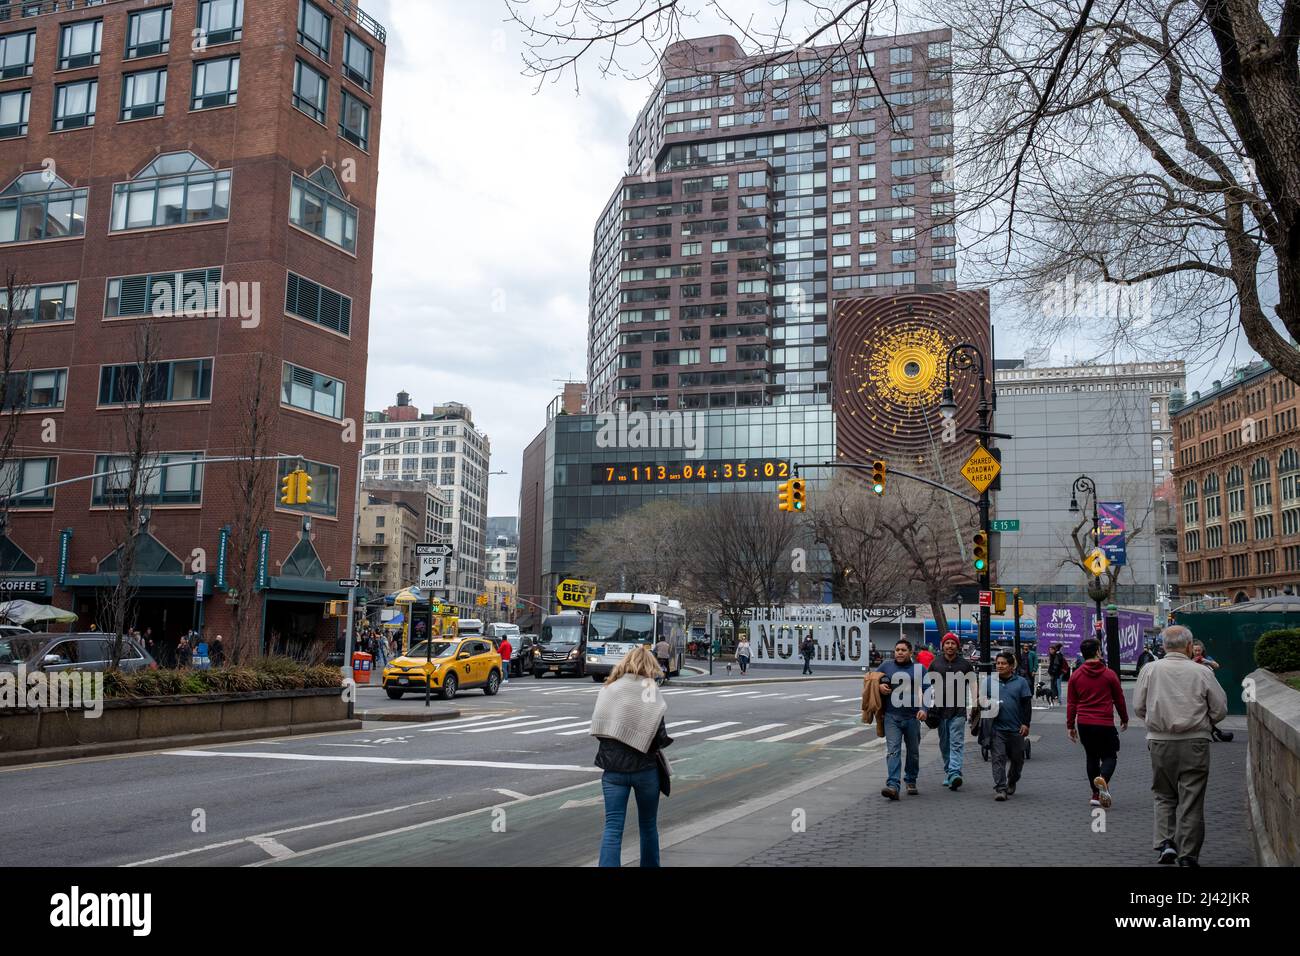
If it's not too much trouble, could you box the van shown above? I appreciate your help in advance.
[532,612,587,678]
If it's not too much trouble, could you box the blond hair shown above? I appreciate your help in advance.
[605,645,663,684]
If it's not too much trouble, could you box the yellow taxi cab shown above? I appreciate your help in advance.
[382,637,502,701]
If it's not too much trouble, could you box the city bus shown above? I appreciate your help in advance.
[584,593,687,681]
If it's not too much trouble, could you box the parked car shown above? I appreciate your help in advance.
[380,636,502,700]
[0,632,156,673]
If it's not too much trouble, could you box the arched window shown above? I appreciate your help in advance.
[1280,448,1299,474]
[290,166,357,253]
[1153,438,1163,452]
[1227,465,1244,488]
[0,171,88,244]
[1183,480,1197,500]
[111,151,230,232]
[1251,456,1270,481]
[1203,473,1220,494]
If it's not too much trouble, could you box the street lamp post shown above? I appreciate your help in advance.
[939,343,994,673]
[1069,475,1103,624]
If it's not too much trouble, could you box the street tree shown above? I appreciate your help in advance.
[572,497,694,596]
[0,271,34,611]
[1057,479,1154,607]
[807,472,913,608]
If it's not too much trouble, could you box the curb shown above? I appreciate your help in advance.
[356,708,464,723]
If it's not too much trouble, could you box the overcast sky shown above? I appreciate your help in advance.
[359,1,1265,518]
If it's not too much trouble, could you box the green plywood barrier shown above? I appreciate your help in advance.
[1176,600,1300,715]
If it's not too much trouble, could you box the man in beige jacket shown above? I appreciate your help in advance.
[1133,625,1228,867]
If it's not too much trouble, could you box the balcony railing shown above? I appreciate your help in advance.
[0,0,386,44]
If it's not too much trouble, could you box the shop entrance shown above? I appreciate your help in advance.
[264,599,333,662]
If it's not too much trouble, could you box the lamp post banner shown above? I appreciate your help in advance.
[1098,501,1126,566]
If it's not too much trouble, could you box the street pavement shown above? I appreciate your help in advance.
[0,672,1252,867]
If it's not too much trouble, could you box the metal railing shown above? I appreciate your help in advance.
[0,0,386,44]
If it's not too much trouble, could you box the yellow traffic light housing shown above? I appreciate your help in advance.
[1016,598,1025,618]
[993,588,1007,614]
[297,468,312,504]
[790,478,806,511]
[280,472,297,505]
[871,459,887,495]
[972,530,989,572]
[777,480,792,512]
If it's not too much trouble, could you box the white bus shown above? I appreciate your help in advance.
[585,593,687,681]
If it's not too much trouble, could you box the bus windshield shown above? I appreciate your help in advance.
[588,610,655,644]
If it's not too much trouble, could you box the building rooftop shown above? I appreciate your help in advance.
[1170,361,1272,415]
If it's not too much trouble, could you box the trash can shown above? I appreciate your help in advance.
[351,651,374,685]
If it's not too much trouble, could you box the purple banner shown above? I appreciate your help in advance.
[1098,501,1127,566]
[1037,603,1153,665]
[1117,609,1154,665]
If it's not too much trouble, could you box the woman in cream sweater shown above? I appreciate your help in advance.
[590,645,674,866]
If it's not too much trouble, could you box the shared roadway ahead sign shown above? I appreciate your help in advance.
[960,446,1001,494]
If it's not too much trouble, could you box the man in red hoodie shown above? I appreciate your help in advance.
[1067,637,1129,807]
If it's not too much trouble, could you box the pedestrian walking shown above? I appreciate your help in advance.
[177,637,192,668]
[800,634,816,675]
[735,635,751,675]
[929,632,976,791]
[499,635,512,684]
[875,639,929,800]
[1067,637,1129,808]
[1047,643,1066,703]
[590,646,673,867]
[210,635,226,668]
[653,636,672,684]
[981,651,1032,801]
[1134,625,1228,866]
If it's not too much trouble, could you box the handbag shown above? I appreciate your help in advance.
[655,749,672,796]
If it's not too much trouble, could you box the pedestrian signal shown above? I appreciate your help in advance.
[790,478,806,510]
[871,460,887,495]
[972,531,989,572]
[777,480,792,512]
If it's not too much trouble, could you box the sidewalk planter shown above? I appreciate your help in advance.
[0,688,357,767]
[1245,668,1300,866]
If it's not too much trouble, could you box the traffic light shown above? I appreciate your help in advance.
[296,468,312,504]
[777,480,792,512]
[993,588,1007,614]
[280,471,297,505]
[972,530,989,572]
[790,478,806,510]
[1016,598,1025,618]
[870,460,887,495]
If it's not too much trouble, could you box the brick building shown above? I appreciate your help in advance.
[0,0,385,656]
[1172,363,1300,602]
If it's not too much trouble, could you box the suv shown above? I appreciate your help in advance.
[0,632,157,673]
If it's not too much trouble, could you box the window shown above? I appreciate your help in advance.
[106,267,222,318]
[0,88,30,138]
[121,68,167,120]
[111,152,230,231]
[53,79,97,130]
[276,458,338,516]
[98,359,212,405]
[94,452,204,506]
[282,362,344,419]
[192,55,238,109]
[297,0,332,60]
[293,59,328,123]
[0,30,35,79]
[197,0,244,45]
[290,168,357,252]
[0,281,76,324]
[126,6,171,59]
[343,32,373,91]
[4,368,67,410]
[285,271,352,335]
[0,172,88,245]
[0,458,56,508]
[59,19,101,70]
[890,71,913,85]
[889,46,912,65]
[339,90,369,148]
[710,347,727,363]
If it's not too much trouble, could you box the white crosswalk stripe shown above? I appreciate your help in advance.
[416,714,519,733]
[757,724,829,742]
[670,721,740,737]
[715,691,762,698]
[707,723,786,740]
[832,697,862,703]
[666,720,701,729]
[462,716,579,733]
[806,695,840,701]
[805,727,870,746]
[515,720,590,735]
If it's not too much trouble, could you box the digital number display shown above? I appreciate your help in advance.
[591,459,791,484]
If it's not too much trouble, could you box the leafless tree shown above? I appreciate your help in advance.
[1056,478,1154,605]
[808,472,913,606]
[572,497,695,595]
[0,271,33,608]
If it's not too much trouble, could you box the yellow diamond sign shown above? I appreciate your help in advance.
[1085,548,1110,576]
[960,446,1001,494]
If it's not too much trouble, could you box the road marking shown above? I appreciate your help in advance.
[665,720,701,729]
[708,723,786,740]
[248,836,294,860]
[323,743,378,748]
[715,691,762,698]
[669,721,740,737]
[805,728,868,746]
[744,693,784,699]
[491,788,528,801]
[515,720,590,735]
[772,694,811,699]
[414,714,515,733]
[559,796,604,809]
[680,690,743,697]
[461,716,578,733]
[164,750,603,773]
[758,725,828,742]
[660,689,713,696]
[832,697,861,703]
[806,695,839,701]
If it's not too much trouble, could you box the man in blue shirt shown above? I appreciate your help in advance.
[982,650,1032,801]
[875,638,930,800]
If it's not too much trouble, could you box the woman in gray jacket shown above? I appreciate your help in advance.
[591,645,673,867]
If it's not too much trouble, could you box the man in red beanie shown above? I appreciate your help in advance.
[1067,637,1129,807]
[929,631,976,790]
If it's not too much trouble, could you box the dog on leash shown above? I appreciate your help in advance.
[1035,681,1059,706]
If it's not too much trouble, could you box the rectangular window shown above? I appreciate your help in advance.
[94,452,204,506]
[121,68,167,120]
[192,55,238,109]
[111,168,231,231]
[343,32,373,92]
[0,88,30,138]
[339,90,369,148]
[105,268,223,318]
[285,271,352,335]
[282,362,344,419]
[0,457,56,508]
[275,457,338,516]
[298,0,332,60]
[889,47,913,65]
[290,173,358,252]
[4,368,67,410]
[126,6,171,59]
[0,281,77,324]
[198,0,244,45]
[0,30,35,79]
[53,79,97,130]
[98,359,212,405]
[293,59,328,123]
[59,19,101,70]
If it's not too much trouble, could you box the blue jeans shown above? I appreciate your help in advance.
[599,767,661,867]
[883,711,920,791]
[936,713,966,779]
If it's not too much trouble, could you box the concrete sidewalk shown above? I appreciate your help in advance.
[659,707,1254,867]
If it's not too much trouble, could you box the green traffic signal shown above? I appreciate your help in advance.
[974,558,987,571]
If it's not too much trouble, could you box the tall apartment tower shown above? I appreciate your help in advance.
[587,30,956,414]
[0,0,385,654]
